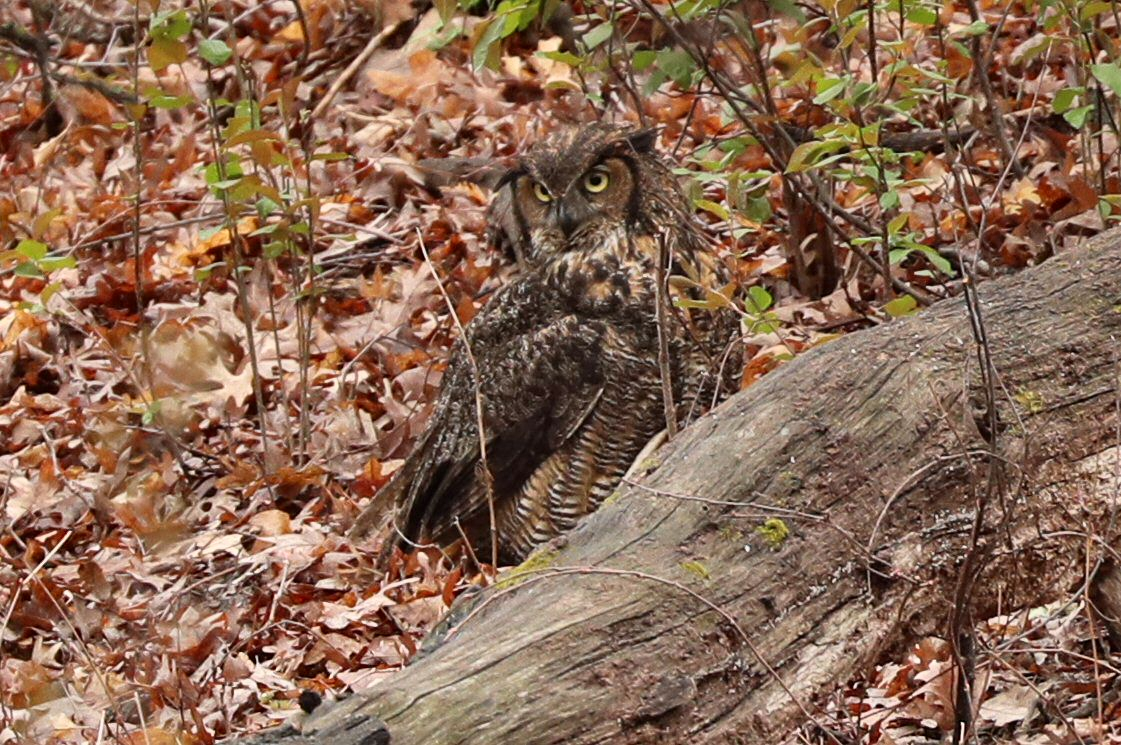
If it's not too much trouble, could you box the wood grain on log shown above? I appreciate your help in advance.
[236,228,1121,745]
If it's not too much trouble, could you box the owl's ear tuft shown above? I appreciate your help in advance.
[494,166,525,191]
[624,128,659,153]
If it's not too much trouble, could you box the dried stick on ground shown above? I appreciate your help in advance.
[310,20,408,120]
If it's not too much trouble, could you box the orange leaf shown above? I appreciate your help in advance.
[249,509,292,537]
[62,84,116,124]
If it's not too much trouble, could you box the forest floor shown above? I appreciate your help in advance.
[0,0,1118,743]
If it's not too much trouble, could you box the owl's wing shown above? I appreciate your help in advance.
[389,282,608,552]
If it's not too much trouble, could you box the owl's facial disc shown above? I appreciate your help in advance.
[511,154,637,253]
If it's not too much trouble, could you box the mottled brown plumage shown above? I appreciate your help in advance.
[359,124,737,564]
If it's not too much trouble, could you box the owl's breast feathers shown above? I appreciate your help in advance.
[547,228,733,363]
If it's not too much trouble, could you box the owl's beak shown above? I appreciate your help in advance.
[555,201,578,238]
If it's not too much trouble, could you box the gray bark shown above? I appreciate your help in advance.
[235,228,1121,744]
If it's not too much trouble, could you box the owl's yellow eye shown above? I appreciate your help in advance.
[584,169,610,193]
[532,182,552,203]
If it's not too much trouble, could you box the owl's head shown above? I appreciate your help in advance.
[499,125,664,263]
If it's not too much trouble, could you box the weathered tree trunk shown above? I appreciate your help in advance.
[238,229,1121,744]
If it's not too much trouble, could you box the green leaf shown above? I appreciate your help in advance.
[248,222,280,237]
[234,99,259,121]
[839,23,863,50]
[256,197,281,218]
[15,239,48,261]
[149,93,194,109]
[150,9,191,40]
[1052,87,1083,114]
[746,285,773,312]
[199,39,233,66]
[165,10,192,39]
[203,158,244,185]
[893,242,954,275]
[956,19,990,36]
[1092,62,1121,98]
[13,262,43,278]
[502,8,523,36]
[850,81,879,108]
[37,255,77,272]
[544,78,581,91]
[537,50,582,66]
[582,21,614,49]
[786,139,848,173]
[884,295,918,317]
[656,48,696,88]
[879,189,900,210]
[916,245,954,275]
[194,262,222,281]
[40,281,63,304]
[1081,0,1113,19]
[674,297,713,310]
[427,24,464,50]
[813,76,848,104]
[949,39,972,60]
[632,49,656,72]
[141,400,162,426]
[228,175,263,201]
[907,6,938,25]
[472,17,505,71]
[1064,104,1094,128]
[744,196,772,223]
[694,198,729,220]
[264,240,288,258]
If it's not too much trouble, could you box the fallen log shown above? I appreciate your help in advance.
[237,228,1121,744]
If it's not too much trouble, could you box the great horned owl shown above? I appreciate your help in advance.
[353,124,737,565]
